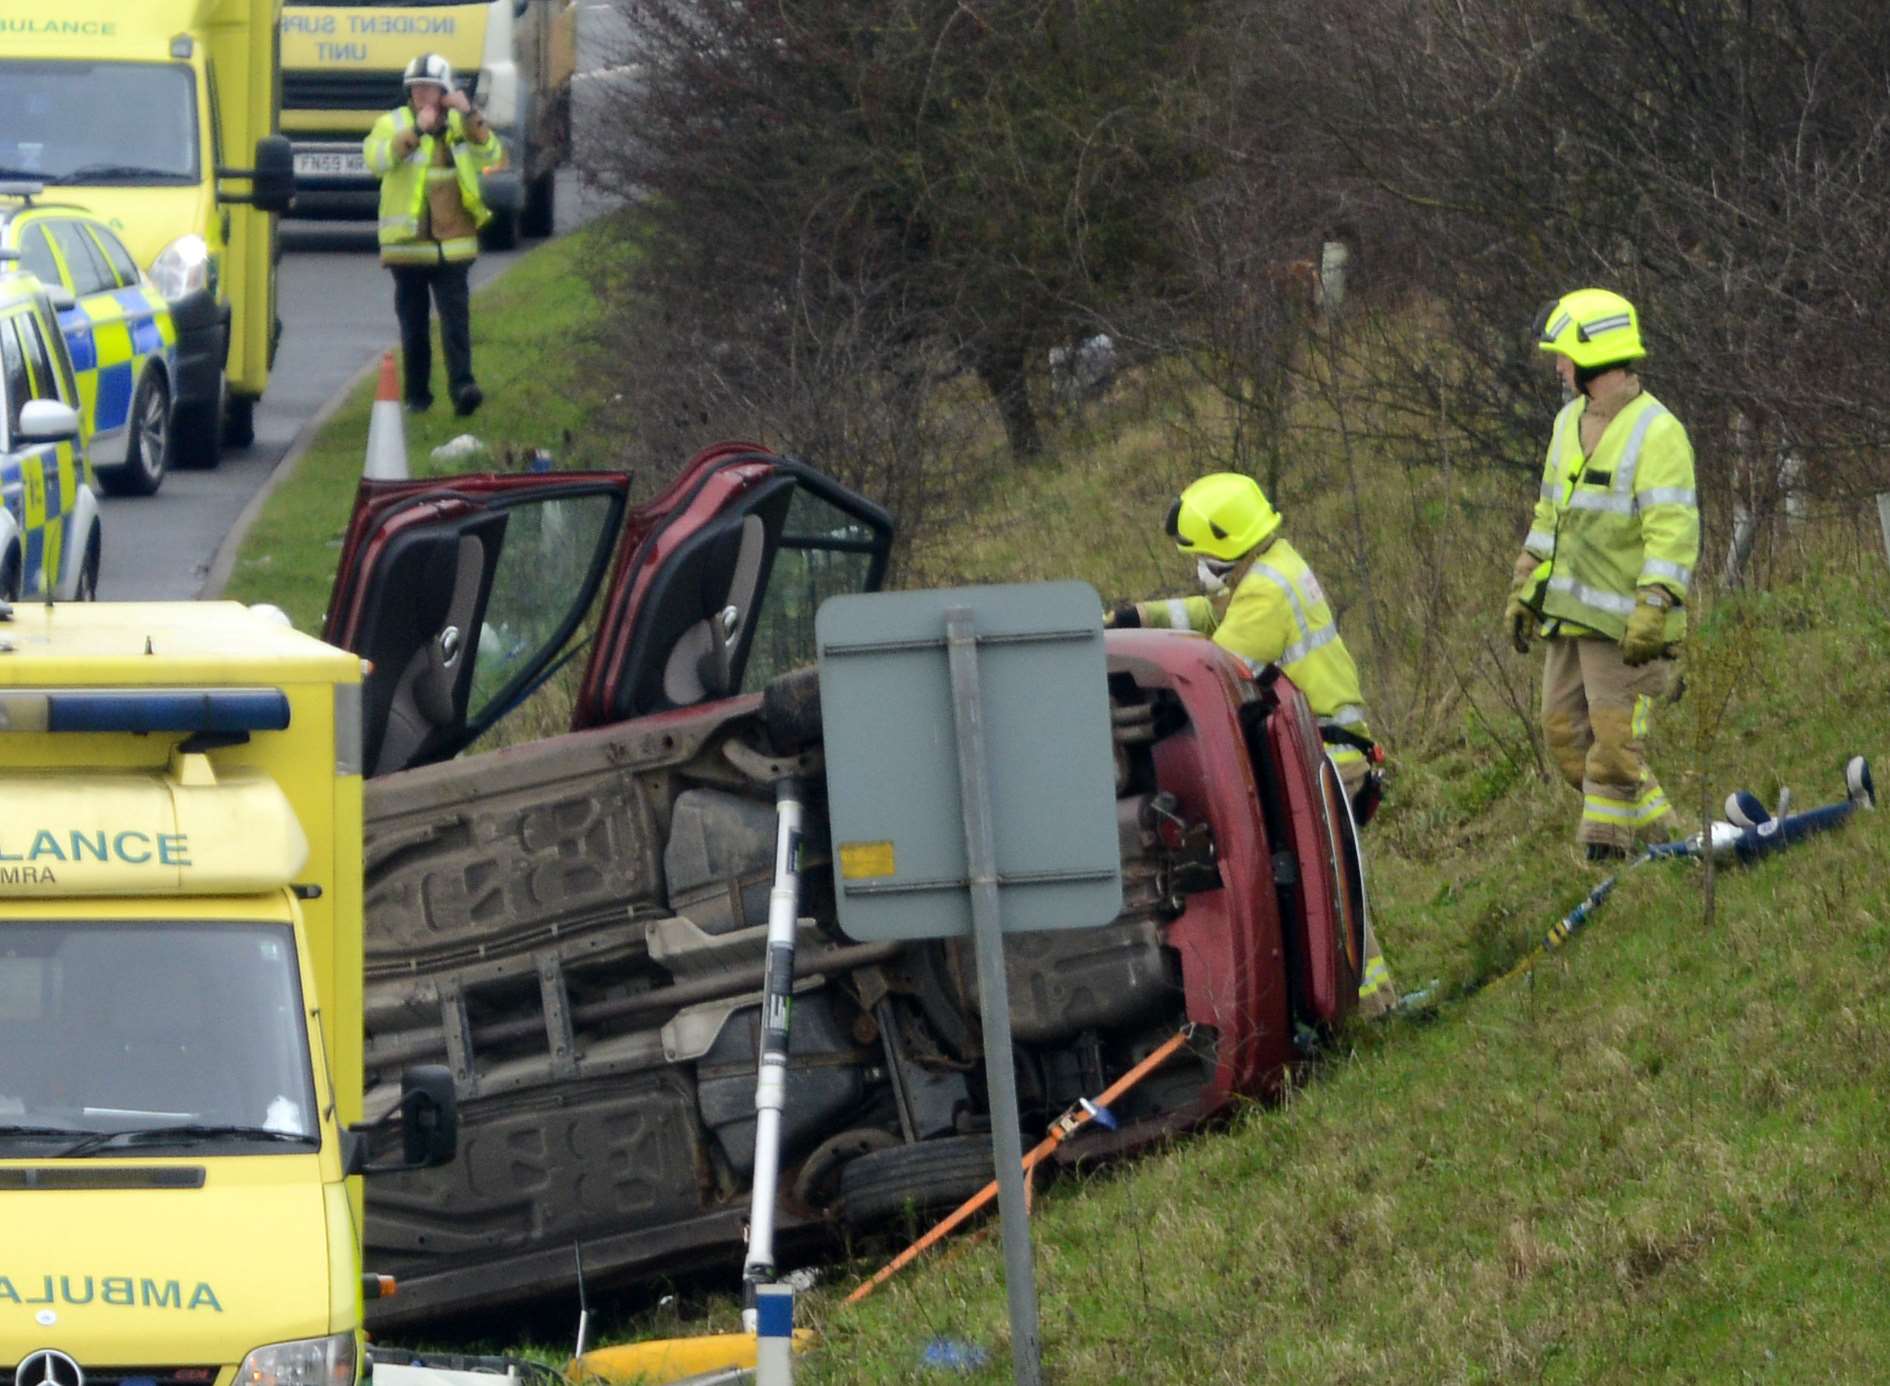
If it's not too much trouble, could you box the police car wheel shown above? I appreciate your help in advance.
[0,550,18,603]
[76,530,101,602]
[103,372,171,497]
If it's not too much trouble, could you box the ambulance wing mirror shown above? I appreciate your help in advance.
[17,399,80,443]
[346,1063,460,1176]
[218,136,295,215]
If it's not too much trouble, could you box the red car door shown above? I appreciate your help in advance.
[322,469,636,777]
[323,441,895,777]
[573,442,893,729]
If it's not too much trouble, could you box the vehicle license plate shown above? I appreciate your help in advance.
[293,150,367,176]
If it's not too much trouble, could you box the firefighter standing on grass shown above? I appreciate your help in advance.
[363,53,504,417]
[1109,472,1396,1016]
[1507,288,1700,859]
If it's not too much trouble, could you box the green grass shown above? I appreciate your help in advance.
[223,245,1890,1379]
[220,219,631,632]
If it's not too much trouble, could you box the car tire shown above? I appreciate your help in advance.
[223,393,256,450]
[0,549,19,603]
[172,382,225,470]
[521,172,556,239]
[480,208,520,252]
[838,1135,996,1230]
[101,370,171,496]
[74,527,101,601]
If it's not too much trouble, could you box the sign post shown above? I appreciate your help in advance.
[817,582,1123,1386]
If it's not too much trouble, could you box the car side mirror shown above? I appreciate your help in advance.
[17,399,81,443]
[344,1063,460,1176]
[218,135,296,215]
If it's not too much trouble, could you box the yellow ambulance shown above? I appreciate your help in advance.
[0,602,457,1378]
[0,0,296,469]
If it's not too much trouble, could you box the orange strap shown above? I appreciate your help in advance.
[843,1028,1195,1306]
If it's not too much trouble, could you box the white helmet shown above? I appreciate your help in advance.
[402,53,455,91]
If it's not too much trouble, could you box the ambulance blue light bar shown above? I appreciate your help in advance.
[0,689,291,734]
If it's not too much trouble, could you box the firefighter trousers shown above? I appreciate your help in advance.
[1541,636,1678,850]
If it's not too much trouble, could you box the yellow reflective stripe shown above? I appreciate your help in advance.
[1630,694,1652,740]
[424,167,459,183]
[1165,598,1192,630]
[1359,955,1391,997]
[1582,785,1672,825]
[438,236,480,262]
[379,241,440,263]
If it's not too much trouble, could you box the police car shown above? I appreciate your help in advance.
[0,250,104,600]
[0,188,180,496]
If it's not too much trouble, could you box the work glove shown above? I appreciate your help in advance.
[1620,589,1671,667]
[1504,590,1534,655]
[1105,604,1141,630]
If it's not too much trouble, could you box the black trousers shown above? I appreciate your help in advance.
[390,259,475,403]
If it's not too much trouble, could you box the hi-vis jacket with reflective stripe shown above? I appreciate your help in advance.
[362,107,503,265]
[1135,536,1372,747]
[1522,389,1699,644]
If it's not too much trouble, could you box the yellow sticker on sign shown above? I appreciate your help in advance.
[838,840,896,880]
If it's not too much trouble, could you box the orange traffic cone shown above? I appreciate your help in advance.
[363,350,410,481]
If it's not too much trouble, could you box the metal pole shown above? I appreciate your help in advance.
[742,778,804,1329]
[1877,492,1890,573]
[943,606,1043,1386]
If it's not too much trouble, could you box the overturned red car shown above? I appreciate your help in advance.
[321,442,1369,1328]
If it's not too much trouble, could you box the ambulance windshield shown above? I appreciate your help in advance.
[0,62,199,186]
[0,921,319,1152]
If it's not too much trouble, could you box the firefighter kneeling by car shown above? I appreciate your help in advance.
[1109,472,1396,1017]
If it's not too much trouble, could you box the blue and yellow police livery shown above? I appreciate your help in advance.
[2,190,181,496]
[0,253,104,601]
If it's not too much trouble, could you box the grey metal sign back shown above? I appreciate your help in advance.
[817,580,1125,1385]
[816,581,1123,943]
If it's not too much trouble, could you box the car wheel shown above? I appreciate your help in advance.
[521,172,556,239]
[172,377,225,470]
[839,1135,996,1230]
[223,392,256,450]
[75,528,101,601]
[101,370,171,496]
[0,549,19,603]
[480,208,520,252]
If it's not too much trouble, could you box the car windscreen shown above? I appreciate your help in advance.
[0,62,199,185]
[0,920,319,1151]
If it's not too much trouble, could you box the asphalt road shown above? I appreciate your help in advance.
[95,172,603,601]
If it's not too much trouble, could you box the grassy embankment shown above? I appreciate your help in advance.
[232,224,1890,1382]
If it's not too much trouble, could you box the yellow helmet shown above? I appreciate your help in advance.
[1165,473,1282,562]
[1536,288,1645,369]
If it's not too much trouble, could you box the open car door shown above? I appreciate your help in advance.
[323,471,635,777]
[575,442,894,728]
